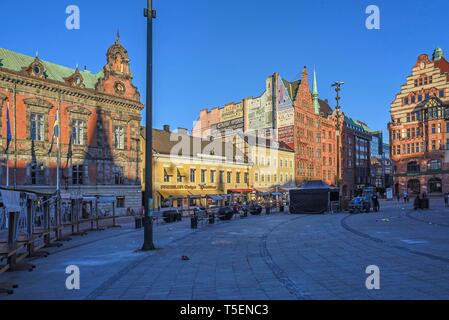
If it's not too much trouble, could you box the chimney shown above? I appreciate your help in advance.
[163,124,170,132]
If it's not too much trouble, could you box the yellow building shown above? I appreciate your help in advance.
[141,126,253,209]
[239,134,295,193]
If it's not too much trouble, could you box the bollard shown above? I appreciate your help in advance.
[191,215,198,229]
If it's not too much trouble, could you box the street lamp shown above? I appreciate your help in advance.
[142,0,157,251]
[332,81,344,210]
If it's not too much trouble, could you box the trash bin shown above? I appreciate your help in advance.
[135,216,143,229]
[191,216,198,229]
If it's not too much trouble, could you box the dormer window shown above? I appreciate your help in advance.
[33,65,41,75]
[27,59,46,78]
[64,69,85,88]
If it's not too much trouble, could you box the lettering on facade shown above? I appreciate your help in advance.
[220,103,243,122]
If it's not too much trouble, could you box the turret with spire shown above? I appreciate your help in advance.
[312,68,320,115]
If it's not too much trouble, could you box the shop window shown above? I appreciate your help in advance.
[116,196,125,208]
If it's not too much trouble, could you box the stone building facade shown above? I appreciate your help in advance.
[0,35,143,213]
[389,48,449,196]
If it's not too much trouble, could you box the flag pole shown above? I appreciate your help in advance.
[13,84,17,189]
[57,92,61,193]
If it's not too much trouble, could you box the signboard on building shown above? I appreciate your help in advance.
[210,117,244,136]
[277,108,294,128]
[220,103,243,122]
[278,125,294,148]
[247,95,273,131]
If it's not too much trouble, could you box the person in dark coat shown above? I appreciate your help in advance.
[371,194,380,212]
[414,195,421,210]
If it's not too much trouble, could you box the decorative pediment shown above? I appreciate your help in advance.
[22,57,48,79]
[415,54,432,69]
[23,98,53,110]
[64,68,85,88]
[425,97,443,108]
[67,105,92,116]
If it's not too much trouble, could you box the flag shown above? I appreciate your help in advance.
[5,102,12,154]
[48,113,60,155]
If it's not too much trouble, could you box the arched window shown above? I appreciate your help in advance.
[407,161,420,173]
[407,179,420,194]
[427,160,441,171]
[428,178,442,194]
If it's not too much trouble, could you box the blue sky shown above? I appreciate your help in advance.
[0,0,448,138]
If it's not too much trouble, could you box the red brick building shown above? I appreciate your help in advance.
[0,35,143,213]
[389,48,449,196]
[291,67,337,186]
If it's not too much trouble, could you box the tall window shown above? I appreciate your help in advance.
[164,169,170,182]
[72,165,84,185]
[30,113,44,141]
[201,169,206,183]
[244,172,249,184]
[30,162,43,185]
[210,170,215,183]
[72,120,85,145]
[227,171,232,184]
[190,169,196,183]
[236,172,241,184]
[219,171,224,184]
[177,169,183,183]
[114,166,125,185]
[114,126,125,149]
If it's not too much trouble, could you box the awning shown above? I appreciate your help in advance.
[207,195,224,201]
[158,190,190,199]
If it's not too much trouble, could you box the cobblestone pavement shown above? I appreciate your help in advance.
[2,199,449,300]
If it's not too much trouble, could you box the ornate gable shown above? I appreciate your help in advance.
[64,68,86,88]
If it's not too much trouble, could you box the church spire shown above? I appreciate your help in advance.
[312,68,320,115]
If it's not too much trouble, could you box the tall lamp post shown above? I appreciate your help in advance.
[332,81,344,210]
[142,0,157,251]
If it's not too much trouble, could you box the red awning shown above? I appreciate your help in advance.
[228,189,256,194]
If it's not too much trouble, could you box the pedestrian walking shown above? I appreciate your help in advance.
[397,192,400,202]
[444,193,448,207]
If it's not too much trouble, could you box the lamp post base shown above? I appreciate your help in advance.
[141,217,156,251]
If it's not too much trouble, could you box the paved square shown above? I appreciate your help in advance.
[2,199,449,300]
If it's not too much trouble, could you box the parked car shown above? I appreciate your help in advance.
[248,204,263,215]
[218,207,234,221]
[163,209,182,223]
[348,196,371,213]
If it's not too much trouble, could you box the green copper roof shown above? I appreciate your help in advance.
[0,48,103,89]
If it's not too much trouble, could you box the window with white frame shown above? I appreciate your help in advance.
[72,119,85,145]
[114,126,125,149]
[30,112,45,141]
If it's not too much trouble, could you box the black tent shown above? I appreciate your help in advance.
[289,180,339,214]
